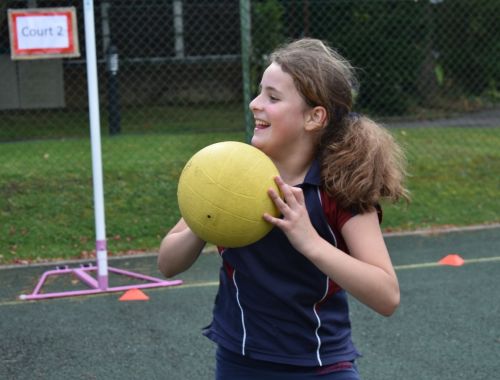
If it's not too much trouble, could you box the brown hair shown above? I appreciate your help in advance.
[270,38,409,212]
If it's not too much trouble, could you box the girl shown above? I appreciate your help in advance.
[158,38,409,379]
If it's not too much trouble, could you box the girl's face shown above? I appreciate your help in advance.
[249,62,311,162]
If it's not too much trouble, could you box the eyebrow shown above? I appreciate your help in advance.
[259,83,283,95]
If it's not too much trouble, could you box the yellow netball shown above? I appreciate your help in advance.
[177,141,280,248]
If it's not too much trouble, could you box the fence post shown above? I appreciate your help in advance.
[240,0,253,142]
[173,0,185,58]
[106,44,121,135]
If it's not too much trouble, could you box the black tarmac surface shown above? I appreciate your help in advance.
[1,226,499,380]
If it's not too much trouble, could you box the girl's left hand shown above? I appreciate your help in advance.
[263,176,320,254]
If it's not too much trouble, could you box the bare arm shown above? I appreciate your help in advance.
[302,212,400,316]
[157,218,206,278]
[264,176,400,316]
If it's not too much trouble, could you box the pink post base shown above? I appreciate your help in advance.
[19,264,182,301]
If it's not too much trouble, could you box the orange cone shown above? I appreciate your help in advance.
[438,254,465,267]
[119,288,150,301]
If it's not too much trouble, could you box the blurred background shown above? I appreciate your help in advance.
[1,0,499,264]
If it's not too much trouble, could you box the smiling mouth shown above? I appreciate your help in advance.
[254,119,271,129]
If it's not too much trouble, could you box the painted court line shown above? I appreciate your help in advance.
[173,255,500,289]
[394,256,500,270]
[176,281,220,289]
[1,256,499,307]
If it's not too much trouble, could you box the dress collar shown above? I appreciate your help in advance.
[300,159,321,187]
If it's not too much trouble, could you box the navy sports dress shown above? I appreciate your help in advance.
[203,160,361,371]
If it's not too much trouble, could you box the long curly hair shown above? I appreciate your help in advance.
[270,38,410,212]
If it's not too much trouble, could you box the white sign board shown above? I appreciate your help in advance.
[8,7,80,60]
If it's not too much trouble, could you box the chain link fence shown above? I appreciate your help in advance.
[1,0,499,264]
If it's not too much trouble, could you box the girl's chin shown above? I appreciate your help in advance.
[250,137,273,157]
[251,127,273,148]
[250,135,264,149]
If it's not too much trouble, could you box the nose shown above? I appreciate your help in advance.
[249,94,261,111]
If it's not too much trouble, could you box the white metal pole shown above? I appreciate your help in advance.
[83,0,108,289]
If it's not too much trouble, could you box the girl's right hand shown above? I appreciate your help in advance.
[263,176,322,255]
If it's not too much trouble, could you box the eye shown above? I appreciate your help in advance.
[269,94,279,102]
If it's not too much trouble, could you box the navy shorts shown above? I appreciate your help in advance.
[215,346,361,380]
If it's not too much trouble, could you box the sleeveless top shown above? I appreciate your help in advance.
[203,160,361,367]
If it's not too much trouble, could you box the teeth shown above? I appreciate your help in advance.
[254,119,270,127]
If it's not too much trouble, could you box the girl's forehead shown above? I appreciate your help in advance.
[261,62,296,91]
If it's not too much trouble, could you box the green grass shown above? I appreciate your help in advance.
[1,127,499,265]
[0,104,245,141]
[384,127,500,230]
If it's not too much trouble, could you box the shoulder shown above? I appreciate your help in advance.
[319,188,356,231]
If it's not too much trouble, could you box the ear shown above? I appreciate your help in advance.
[305,106,328,132]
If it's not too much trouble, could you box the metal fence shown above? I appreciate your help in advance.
[1,0,499,263]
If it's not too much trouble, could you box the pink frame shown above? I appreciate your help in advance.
[20,264,182,300]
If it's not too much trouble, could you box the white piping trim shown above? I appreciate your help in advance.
[317,188,337,247]
[313,276,330,366]
[314,187,340,365]
[232,270,247,356]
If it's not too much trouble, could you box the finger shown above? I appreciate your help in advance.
[263,212,285,227]
[289,186,305,205]
[267,187,288,213]
[274,176,300,207]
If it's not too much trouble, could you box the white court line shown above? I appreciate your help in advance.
[394,256,500,270]
[175,281,219,289]
[2,256,500,307]
[175,256,500,287]
[176,256,500,288]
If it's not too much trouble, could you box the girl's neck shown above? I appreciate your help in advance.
[273,157,313,186]
[265,136,318,186]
